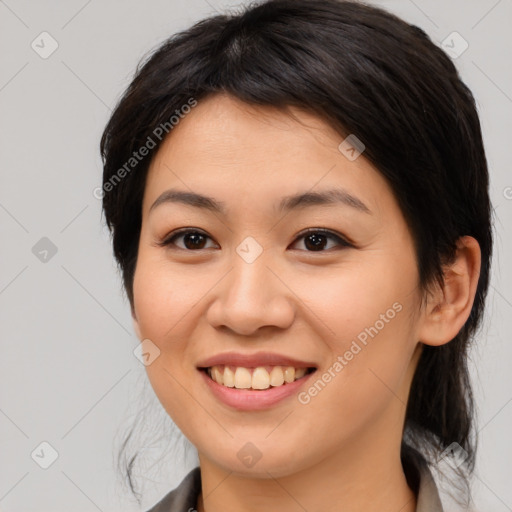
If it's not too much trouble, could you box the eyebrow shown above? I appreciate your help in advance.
[149,188,372,216]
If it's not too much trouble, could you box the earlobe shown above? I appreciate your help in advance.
[418,236,481,347]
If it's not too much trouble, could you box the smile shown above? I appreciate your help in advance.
[204,365,316,390]
[198,365,318,411]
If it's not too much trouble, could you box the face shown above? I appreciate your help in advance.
[132,93,425,478]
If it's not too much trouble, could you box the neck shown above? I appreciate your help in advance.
[196,428,416,512]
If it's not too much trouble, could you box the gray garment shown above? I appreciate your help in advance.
[145,458,444,512]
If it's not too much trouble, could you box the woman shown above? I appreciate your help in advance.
[100,0,493,510]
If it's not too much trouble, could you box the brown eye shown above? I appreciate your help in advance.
[157,227,352,252]
[157,229,217,250]
[290,229,352,252]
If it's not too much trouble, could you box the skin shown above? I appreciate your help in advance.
[131,93,481,512]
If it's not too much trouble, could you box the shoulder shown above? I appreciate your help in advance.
[145,466,201,512]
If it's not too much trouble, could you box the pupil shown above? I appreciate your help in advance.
[305,233,327,251]
[184,233,206,249]
[181,232,328,250]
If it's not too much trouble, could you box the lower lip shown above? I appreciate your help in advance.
[198,368,316,411]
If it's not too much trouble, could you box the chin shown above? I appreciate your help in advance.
[200,442,314,479]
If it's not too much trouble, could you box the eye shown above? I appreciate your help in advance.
[157,227,352,252]
[156,228,218,250]
[289,228,353,252]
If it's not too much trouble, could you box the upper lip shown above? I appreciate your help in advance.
[196,351,318,369]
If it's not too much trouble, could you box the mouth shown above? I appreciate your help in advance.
[196,351,319,410]
[199,365,317,391]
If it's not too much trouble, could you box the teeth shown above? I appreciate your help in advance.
[295,367,306,379]
[212,366,224,385]
[234,367,252,388]
[284,367,295,383]
[207,365,311,390]
[223,366,235,387]
[252,367,270,389]
[269,366,284,386]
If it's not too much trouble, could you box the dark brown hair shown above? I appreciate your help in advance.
[100,0,493,502]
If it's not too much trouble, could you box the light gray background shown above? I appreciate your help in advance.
[0,0,510,511]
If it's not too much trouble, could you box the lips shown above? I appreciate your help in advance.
[196,351,319,410]
[196,351,318,370]
[198,361,318,410]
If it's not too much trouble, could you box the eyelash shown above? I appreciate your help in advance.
[156,227,353,252]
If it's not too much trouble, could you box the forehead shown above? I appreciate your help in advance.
[142,94,392,222]
[152,94,343,167]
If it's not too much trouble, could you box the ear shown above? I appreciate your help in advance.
[417,236,481,347]
[131,304,142,340]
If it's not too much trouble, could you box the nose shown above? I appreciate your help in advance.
[206,250,295,336]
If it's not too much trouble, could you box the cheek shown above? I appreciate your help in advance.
[133,257,204,431]
[132,254,204,342]
[295,305,416,447]
[291,258,418,408]
[132,256,196,383]
[289,258,410,347]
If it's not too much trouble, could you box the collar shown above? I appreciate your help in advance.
[413,458,445,511]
